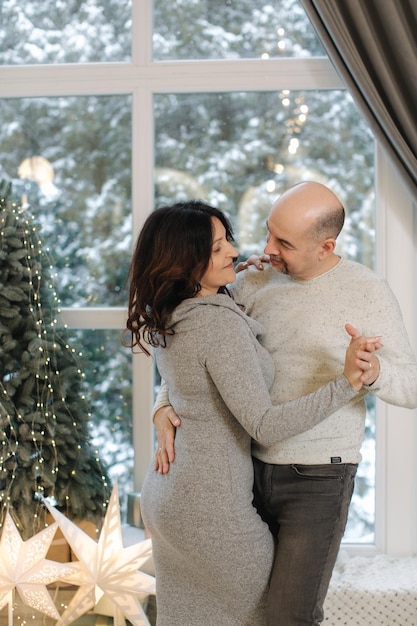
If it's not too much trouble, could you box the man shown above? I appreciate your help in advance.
[153,181,417,625]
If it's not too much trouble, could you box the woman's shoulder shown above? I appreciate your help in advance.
[173,293,243,324]
[172,293,263,337]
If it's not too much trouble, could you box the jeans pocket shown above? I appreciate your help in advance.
[291,463,344,481]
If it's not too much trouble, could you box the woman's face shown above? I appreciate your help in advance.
[198,217,238,296]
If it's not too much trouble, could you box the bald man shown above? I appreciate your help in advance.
[153,182,417,625]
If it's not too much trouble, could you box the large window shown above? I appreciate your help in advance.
[2,0,404,546]
[153,86,376,542]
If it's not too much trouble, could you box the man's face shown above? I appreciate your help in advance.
[264,209,322,281]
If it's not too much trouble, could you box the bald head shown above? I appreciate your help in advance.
[270,181,345,243]
[265,181,345,280]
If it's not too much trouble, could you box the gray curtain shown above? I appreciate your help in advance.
[299,0,417,201]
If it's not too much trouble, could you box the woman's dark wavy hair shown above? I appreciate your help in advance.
[125,200,234,355]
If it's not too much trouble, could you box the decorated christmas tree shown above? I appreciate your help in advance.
[0,180,111,539]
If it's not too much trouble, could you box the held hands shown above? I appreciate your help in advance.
[235,254,270,273]
[153,323,383,474]
[153,405,181,474]
[344,323,382,391]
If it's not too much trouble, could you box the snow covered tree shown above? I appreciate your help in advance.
[0,180,111,539]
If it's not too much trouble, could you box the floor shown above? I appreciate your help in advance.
[0,590,156,625]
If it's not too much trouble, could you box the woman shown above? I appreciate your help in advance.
[125,200,377,626]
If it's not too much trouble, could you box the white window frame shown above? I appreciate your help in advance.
[374,147,417,556]
[1,0,415,555]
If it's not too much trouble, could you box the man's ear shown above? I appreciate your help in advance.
[319,237,336,259]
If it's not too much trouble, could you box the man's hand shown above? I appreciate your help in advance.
[345,323,382,386]
[153,405,181,474]
[235,254,270,273]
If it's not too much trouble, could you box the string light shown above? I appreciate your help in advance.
[0,189,110,539]
[251,59,311,181]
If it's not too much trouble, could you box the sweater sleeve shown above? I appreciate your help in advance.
[203,308,358,445]
[152,378,170,419]
[363,278,417,408]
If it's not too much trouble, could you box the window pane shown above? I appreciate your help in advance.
[344,397,376,543]
[0,95,132,307]
[153,0,325,61]
[154,89,376,542]
[67,328,134,520]
[155,90,374,265]
[0,0,132,65]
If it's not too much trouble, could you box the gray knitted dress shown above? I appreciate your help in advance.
[140,294,357,626]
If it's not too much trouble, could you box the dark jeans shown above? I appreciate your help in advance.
[253,458,358,626]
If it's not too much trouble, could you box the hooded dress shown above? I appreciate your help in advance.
[140,293,357,626]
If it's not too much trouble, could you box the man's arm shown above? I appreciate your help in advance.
[363,279,417,407]
[153,404,180,474]
[152,379,181,474]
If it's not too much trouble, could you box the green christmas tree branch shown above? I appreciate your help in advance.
[0,180,111,539]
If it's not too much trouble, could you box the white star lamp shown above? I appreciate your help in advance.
[0,511,78,625]
[43,482,155,626]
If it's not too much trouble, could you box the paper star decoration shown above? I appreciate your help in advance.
[0,511,77,621]
[44,482,155,626]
